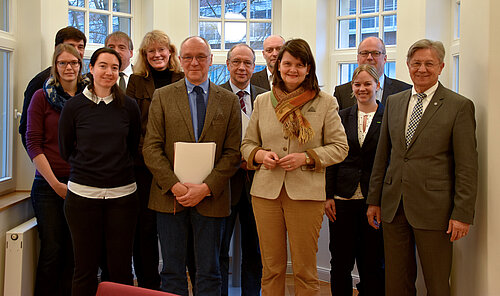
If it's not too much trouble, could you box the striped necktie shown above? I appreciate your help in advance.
[405,93,427,147]
[237,90,247,114]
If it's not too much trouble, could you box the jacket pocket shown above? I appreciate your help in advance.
[425,179,451,191]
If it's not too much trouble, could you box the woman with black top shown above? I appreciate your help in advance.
[325,64,385,296]
[126,29,185,290]
[59,47,141,296]
[26,43,87,296]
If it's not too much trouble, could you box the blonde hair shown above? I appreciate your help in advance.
[134,30,181,77]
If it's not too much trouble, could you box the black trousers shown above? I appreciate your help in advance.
[329,199,385,296]
[65,190,138,296]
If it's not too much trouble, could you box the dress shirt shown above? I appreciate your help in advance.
[266,67,273,89]
[186,78,209,142]
[67,86,137,199]
[119,63,133,86]
[228,80,252,116]
[357,110,375,146]
[375,74,385,103]
[404,81,439,134]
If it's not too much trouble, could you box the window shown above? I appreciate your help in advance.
[209,64,265,85]
[198,0,273,51]
[338,61,395,84]
[68,0,132,45]
[452,55,459,92]
[0,0,7,31]
[337,0,397,49]
[451,0,460,92]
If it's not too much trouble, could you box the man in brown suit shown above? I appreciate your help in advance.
[367,39,478,296]
[143,36,241,296]
[250,35,284,90]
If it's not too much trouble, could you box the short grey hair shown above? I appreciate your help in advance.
[179,36,212,56]
[407,39,445,63]
[226,43,255,62]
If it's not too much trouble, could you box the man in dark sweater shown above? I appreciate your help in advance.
[19,26,86,150]
[333,37,411,110]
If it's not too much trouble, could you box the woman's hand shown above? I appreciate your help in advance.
[53,182,68,199]
[277,153,306,171]
[256,150,280,169]
[325,199,336,222]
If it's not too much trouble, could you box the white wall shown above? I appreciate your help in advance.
[7,0,500,294]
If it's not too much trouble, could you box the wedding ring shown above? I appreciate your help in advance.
[288,165,291,168]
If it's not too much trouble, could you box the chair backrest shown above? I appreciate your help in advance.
[96,282,179,296]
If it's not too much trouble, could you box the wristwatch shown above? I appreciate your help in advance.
[304,151,312,165]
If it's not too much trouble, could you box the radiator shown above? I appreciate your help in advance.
[3,218,38,296]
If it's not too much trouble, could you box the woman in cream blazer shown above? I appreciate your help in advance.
[241,39,348,296]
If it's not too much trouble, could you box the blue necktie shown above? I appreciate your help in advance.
[193,86,206,140]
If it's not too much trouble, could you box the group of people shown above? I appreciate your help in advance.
[20,25,477,296]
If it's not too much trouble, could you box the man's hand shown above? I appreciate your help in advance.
[325,199,336,222]
[171,182,188,197]
[176,183,211,207]
[367,205,381,229]
[447,219,470,242]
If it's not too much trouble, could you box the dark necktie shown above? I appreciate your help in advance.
[405,93,427,147]
[119,72,126,91]
[193,86,206,139]
[237,90,247,114]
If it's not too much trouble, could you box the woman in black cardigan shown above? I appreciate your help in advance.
[59,47,141,296]
[325,64,385,296]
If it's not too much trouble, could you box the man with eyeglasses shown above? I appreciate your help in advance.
[219,43,266,296]
[20,26,87,150]
[366,39,478,296]
[333,36,411,110]
[105,31,134,90]
[250,35,285,90]
[142,36,241,296]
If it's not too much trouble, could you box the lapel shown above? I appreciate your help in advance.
[406,83,445,150]
[199,82,220,141]
[363,101,384,149]
[346,105,361,151]
[249,84,257,107]
[143,74,156,99]
[173,81,196,141]
[381,75,391,104]
[394,89,413,151]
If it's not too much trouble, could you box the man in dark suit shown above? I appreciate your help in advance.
[219,43,266,296]
[142,36,241,296]
[105,31,133,90]
[250,35,284,90]
[333,37,411,110]
[366,39,478,296]
[19,26,86,150]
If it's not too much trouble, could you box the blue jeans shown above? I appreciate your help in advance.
[157,208,224,296]
[31,176,73,296]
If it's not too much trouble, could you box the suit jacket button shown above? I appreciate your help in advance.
[284,136,288,140]
[283,147,287,151]
[404,158,409,162]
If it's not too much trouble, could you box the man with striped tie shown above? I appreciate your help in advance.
[366,39,478,296]
[219,43,266,296]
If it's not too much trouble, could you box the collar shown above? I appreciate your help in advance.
[266,67,273,79]
[229,80,251,95]
[379,74,385,90]
[411,81,439,98]
[121,64,133,77]
[83,86,114,104]
[185,78,209,94]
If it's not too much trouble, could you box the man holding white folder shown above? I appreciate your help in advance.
[142,36,241,296]
[219,43,266,296]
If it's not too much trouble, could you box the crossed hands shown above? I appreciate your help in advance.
[256,150,306,171]
[171,182,210,207]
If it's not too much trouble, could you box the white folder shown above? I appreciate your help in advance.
[174,142,216,184]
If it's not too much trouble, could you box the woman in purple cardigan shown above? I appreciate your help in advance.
[26,43,87,296]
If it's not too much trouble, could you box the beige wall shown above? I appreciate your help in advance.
[6,0,500,294]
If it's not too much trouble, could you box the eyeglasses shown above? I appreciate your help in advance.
[230,59,254,67]
[358,51,385,58]
[181,55,209,63]
[409,62,439,69]
[57,61,80,68]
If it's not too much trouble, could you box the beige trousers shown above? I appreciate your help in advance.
[252,186,324,296]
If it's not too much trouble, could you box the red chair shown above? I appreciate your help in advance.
[96,282,179,296]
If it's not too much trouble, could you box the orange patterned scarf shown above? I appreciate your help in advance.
[271,86,316,144]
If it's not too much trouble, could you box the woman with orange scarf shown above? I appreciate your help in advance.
[241,38,349,295]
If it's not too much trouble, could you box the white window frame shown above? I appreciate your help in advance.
[450,0,460,92]
[68,0,134,56]
[0,0,15,194]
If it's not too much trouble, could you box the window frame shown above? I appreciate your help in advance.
[450,0,460,92]
[0,0,16,194]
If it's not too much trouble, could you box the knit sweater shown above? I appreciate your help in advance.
[58,92,141,188]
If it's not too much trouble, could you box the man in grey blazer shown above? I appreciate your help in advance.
[143,36,241,296]
[219,43,266,296]
[250,35,285,90]
[333,37,411,110]
[366,39,478,296]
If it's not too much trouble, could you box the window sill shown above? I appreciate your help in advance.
[0,191,30,211]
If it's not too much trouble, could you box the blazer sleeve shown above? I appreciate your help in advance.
[450,98,478,224]
[26,90,47,160]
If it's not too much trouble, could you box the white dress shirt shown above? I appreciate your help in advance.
[404,81,439,134]
[229,80,253,116]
